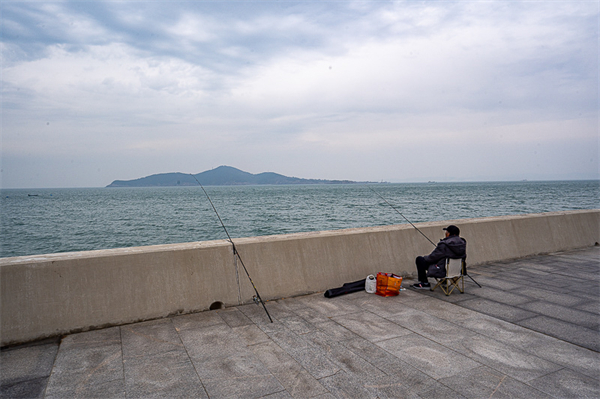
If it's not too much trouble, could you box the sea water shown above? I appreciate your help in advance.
[1,180,598,258]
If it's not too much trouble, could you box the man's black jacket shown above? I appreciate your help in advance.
[423,235,467,277]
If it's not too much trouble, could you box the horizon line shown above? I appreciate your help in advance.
[2,178,599,190]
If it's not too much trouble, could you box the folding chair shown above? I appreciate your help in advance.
[431,258,464,295]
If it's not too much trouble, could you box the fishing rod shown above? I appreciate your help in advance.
[367,185,436,246]
[367,185,481,287]
[191,174,273,323]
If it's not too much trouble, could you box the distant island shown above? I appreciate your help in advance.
[106,166,366,187]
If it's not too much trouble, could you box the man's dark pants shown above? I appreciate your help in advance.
[416,256,429,283]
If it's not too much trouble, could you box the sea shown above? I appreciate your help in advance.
[1,180,598,259]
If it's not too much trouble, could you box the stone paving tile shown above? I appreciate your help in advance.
[552,259,597,268]
[216,307,254,328]
[285,346,342,382]
[238,302,279,325]
[523,337,600,380]
[249,341,329,399]
[343,291,418,318]
[563,272,599,284]
[120,319,207,398]
[258,321,316,353]
[568,290,600,305]
[414,284,479,304]
[456,297,538,323]
[44,327,125,399]
[1,376,50,399]
[311,394,336,399]
[464,286,532,306]
[361,377,425,399]
[264,299,300,320]
[196,353,284,398]
[417,383,467,398]
[516,300,599,330]
[454,313,554,352]
[313,319,361,341]
[232,324,271,346]
[525,281,586,296]
[120,318,184,358]
[451,333,563,383]
[173,322,241,361]
[509,286,588,307]
[555,275,593,287]
[122,352,207,398]
[376,333,481,380]
[457,274,521,291]
[547,268,590,282]
[402,296,482,322]
[437,365,551,399]
[303,331,387,379]
[275,296,321,313]
[299,292,364,318]
[259,323,341,380]
[277,314,320,335]
[528,368,600,398]
[173,313,286,398]
[262,390,294,398]
[516,315,600,352]
[0,339,58,399]
[317,370,378,398]
[280,302,332,324]
[474,263,507,274]
[170,308,226,331]
[576,300,600,315]
[512,268,552,280]
[340,337,440,394]
[385,307,478,345]
[330,311,412,343]
[318,369,424,399]
[526,263,559,272]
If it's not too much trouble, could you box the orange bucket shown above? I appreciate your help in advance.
[375,272,403,297]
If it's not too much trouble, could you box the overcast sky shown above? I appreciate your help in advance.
[1,1,598,188]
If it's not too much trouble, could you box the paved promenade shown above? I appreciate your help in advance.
[2,246,599,398]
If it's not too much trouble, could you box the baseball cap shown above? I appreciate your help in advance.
[443,225,460,235]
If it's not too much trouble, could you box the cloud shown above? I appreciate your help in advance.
[1,1,598,187]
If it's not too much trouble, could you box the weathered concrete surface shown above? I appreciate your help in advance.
[1,247,598,398]
[1,210,598,346]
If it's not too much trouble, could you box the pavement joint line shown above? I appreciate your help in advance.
[173,318,209,398]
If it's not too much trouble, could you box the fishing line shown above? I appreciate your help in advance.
[368,185,481,287]
[191,174,273,323]
[366,185,436,246]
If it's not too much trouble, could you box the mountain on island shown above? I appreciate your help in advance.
[106,166,360,187]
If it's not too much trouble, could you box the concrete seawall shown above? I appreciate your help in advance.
[1,210,598,347]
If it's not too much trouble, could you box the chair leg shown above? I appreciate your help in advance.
[431,279,443,292]
[432,276,465,296]
[452,276,464,294]
[446,278,454,296]
[443,278,451,296]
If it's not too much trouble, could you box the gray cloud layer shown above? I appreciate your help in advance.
[1,1,598,188]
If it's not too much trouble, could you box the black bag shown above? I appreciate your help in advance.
[427,258,467,278]
[324,279,366,298]
[426,264,446,278]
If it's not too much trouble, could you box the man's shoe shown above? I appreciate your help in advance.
[411,282,431,289]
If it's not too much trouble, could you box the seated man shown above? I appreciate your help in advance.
[412,225,466,289]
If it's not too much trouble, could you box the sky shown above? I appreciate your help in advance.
[1,1,598,188]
